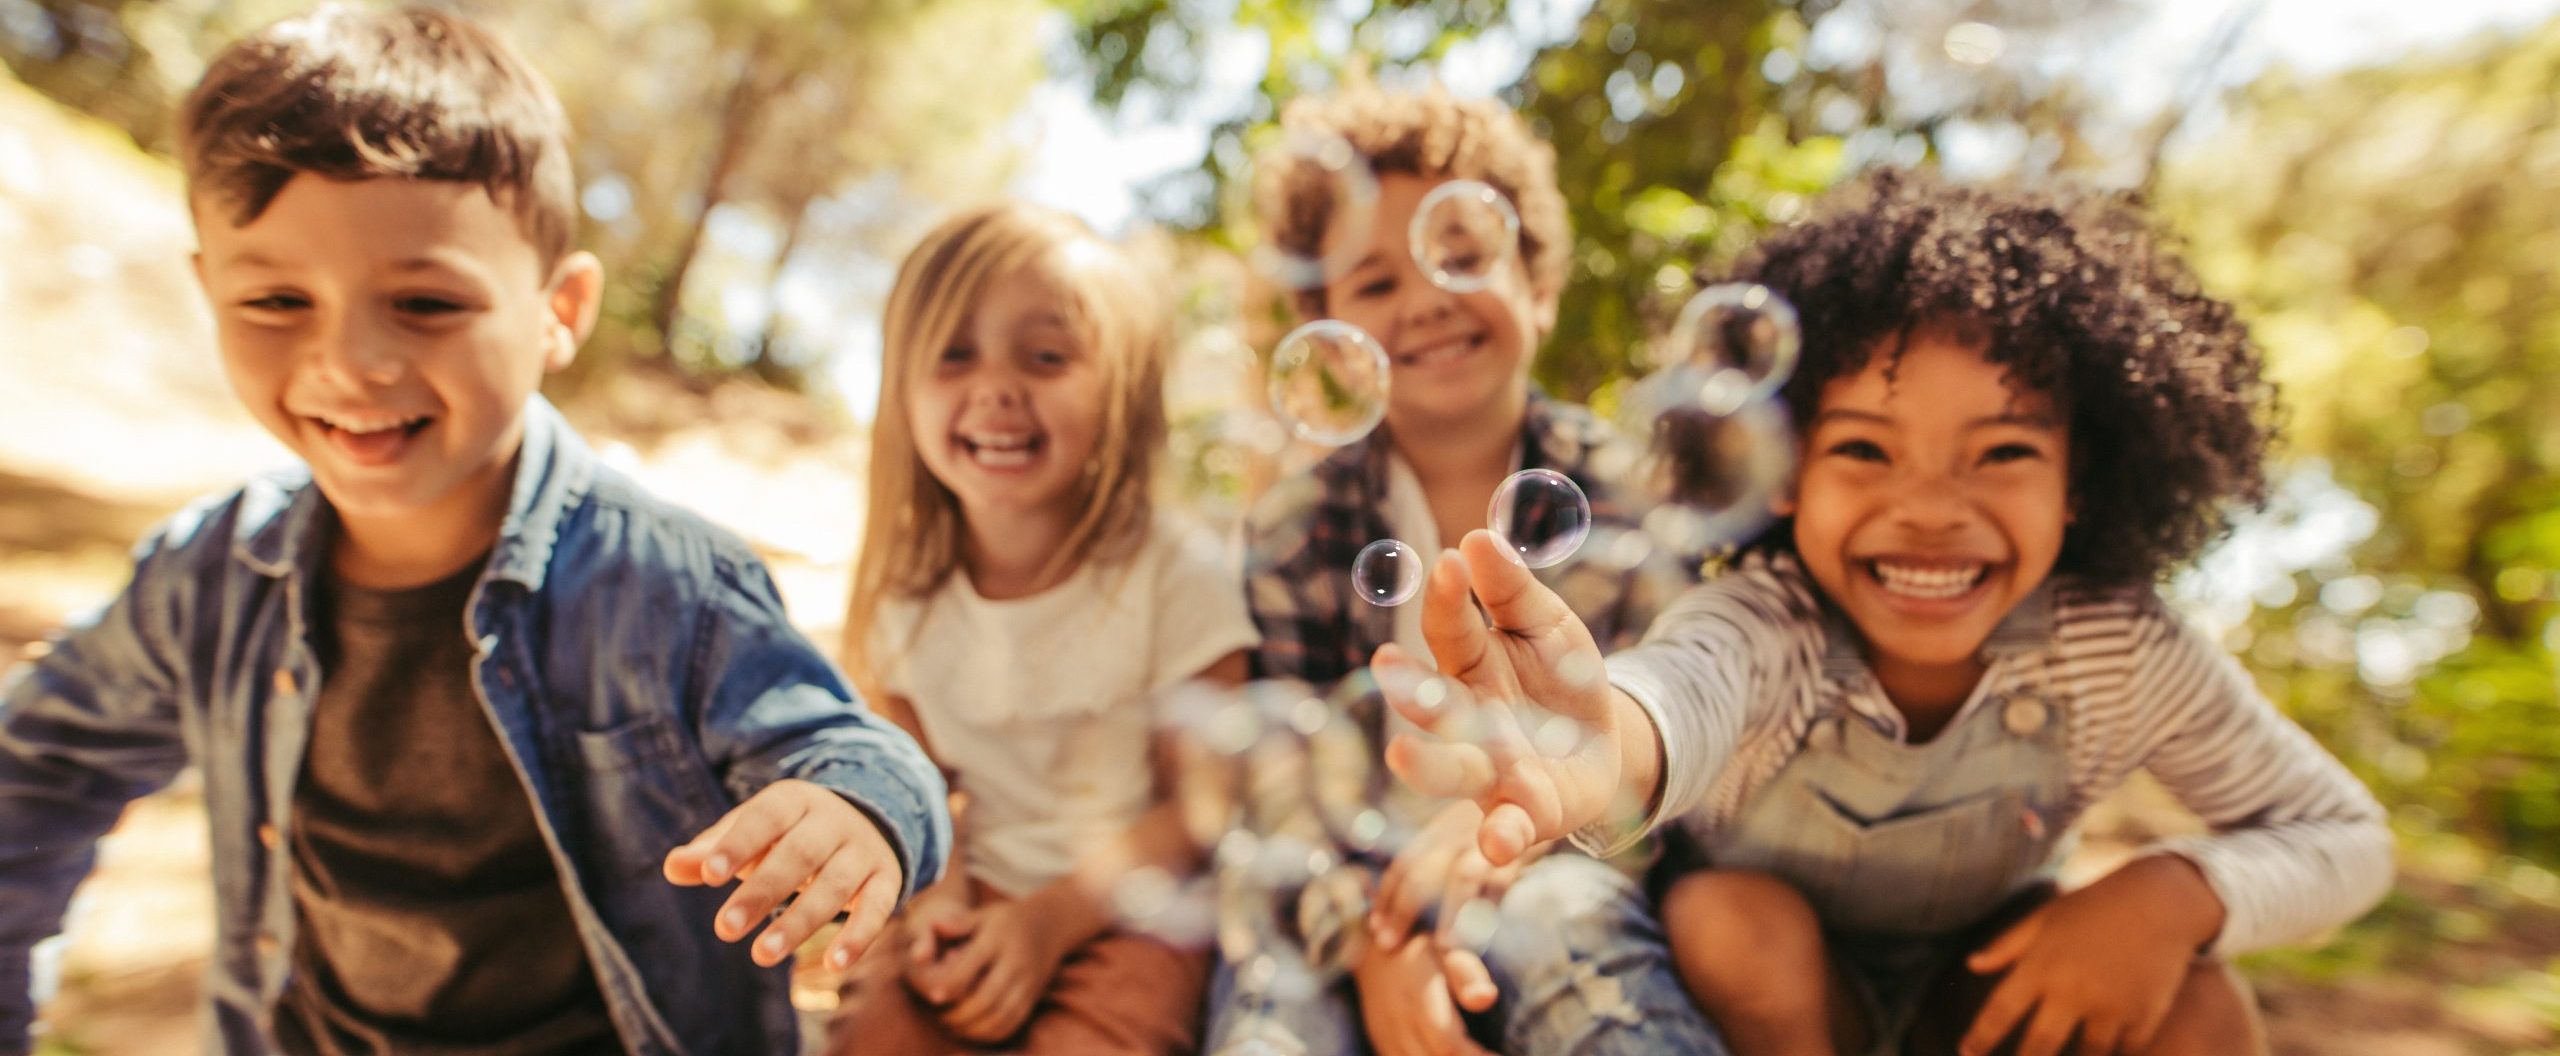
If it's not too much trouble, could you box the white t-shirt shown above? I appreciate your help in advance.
[870,513,1262,898]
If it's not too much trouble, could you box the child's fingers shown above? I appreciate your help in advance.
[661,812,738,885]
[1456,529,1576,641]
[1369,844,1447,947]
[1382,732,1496,801]
[1965,909,2042,974]
[2012,1002,2080,1056]
[1417,549,1498,689]
[1439,947,1499,1013]
[826,869,901,971]
[2074,1015,2127,1056]
[1477,801,1538,867]
[942,961,1022,1039]
[1371,644,1478,739]
[923,931,998,1007]
[750,853,865,968]
[712,823,830,944]
[1957,973,2038,1056]
[689,791,810,888]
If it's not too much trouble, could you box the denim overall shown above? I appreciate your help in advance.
[1697,588,2072,1051]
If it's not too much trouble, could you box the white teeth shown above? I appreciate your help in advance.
[318,414,425,435]
[962,434,1039,468]
[1872,561,1988,600]
[1399,335,1479,367]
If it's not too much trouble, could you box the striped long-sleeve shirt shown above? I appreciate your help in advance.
[1602,552,2394,955]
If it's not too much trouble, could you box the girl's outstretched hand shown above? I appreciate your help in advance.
[1372,529,1627,868]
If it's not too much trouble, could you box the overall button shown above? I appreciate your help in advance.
[2002,695,2050,737]
[272,669,297,696]
[1805,716,1845,752]
[257,823,278,850]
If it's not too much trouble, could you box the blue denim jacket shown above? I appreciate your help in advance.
[0,398,950,1055]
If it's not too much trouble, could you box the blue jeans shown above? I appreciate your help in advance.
[1203,855,1728,1055]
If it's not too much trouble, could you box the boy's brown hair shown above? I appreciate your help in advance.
[178,4,577,266]
[1253,79,1570,318]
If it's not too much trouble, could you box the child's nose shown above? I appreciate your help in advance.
[1397,282,1460,329]
[307,317,406,388]
[966,377,1027,409]
[1890,473,1972,532]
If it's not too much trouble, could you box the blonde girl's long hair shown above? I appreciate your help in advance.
[841,203,1170,697]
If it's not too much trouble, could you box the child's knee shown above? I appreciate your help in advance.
[1661,868,1822,954]
[2138,959,2264,1056]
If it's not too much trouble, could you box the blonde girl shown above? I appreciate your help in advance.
[825,202,1257,1055]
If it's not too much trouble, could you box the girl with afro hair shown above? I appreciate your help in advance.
[1367,168,2392,1056]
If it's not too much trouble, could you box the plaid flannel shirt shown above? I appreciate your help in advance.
[1241,392,1700,706]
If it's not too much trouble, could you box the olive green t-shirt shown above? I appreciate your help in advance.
[274,558,620,1055]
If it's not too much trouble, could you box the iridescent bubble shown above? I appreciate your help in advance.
[1268,320,1391,446]
[1112,866,1218,950]
[1409,179,1520,293]
[1489,468,1592,569]
[1250,131,1381,291]
[1293,864,1373,973]
[1617,393,1796,558]
[1352,538,1425,606]
[1663,283,1802,415]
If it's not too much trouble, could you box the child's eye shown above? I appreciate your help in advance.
[939,346,975,365]
[1031,348,1071,368]
[1353,276,1396,300]
[1983,443,2044,465]
[1827,439,1888,462]
[240,294,309,312]
[394,296,468,316]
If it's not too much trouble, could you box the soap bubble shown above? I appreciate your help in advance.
[1616,381,1796,558]
[1250,131,1380,291]
[1352,538,1425,606]
[1488,469,1591,569]
[1409,179,1519,293]
[1268,320,1390,447]
[1661,282,1801,416]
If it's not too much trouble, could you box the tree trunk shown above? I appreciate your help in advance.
[653,30,783,349]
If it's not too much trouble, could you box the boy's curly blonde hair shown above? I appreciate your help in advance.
[1253,80,1570,319]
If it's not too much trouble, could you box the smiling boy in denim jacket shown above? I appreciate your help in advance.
[0,8,947,1054]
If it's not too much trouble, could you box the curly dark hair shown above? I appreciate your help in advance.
[1255,79,1570,320]
[1719,167,2276,587]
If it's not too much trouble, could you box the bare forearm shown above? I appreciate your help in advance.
[2107,853,2228,954]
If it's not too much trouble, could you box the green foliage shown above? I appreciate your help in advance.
[0,0,1046,391]
[2159,19,2560,862]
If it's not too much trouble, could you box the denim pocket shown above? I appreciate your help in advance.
[1806,786,2036,936]
[572,714,725,879]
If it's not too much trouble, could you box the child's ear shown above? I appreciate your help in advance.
[1532,283,1561,338]
[543,251,605,373]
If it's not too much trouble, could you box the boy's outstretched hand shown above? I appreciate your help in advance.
[663,778,906,971]
[1373,529,1636,868]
